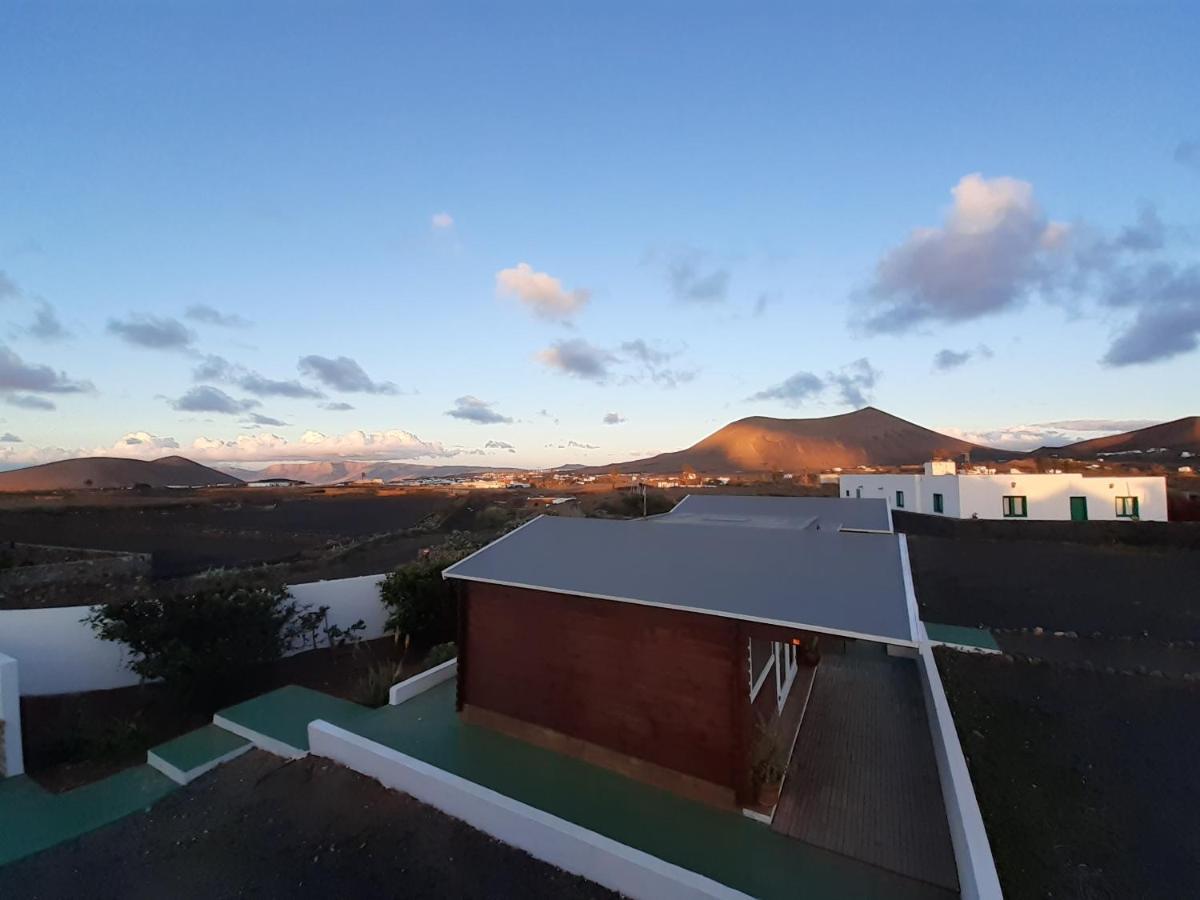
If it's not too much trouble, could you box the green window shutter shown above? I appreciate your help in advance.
[1003,495,1028,518]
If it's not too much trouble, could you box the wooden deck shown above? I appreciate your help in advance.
[771,644,959,895]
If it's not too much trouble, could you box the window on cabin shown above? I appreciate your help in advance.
[1115,496,1140,518]
[933,492,944,513]
[1002,495,1028,518]
[895,490,905,508]
[748,638,773,699]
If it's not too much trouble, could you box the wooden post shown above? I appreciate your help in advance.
[455,581,468,712]
[731,621,754,807]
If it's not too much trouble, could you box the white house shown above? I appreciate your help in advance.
[839,461,1168,522]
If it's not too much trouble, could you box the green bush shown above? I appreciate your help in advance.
[379,545,475,648]
[85,580,304,708]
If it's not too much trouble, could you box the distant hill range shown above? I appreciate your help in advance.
[223,460,525,485]
[0,455,243,492]
[1034,415,1200,459]
[595,407,998,474]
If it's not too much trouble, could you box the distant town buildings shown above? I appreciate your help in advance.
[839,461,1169,522]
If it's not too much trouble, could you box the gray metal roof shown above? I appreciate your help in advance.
[443,513,916,644]
[654,494,892,533]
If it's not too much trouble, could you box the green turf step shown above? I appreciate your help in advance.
[213,685,373,758]
[0,766,176,867]
[147,724,251,785]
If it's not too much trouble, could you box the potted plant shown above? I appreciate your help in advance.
[751,719,789,808]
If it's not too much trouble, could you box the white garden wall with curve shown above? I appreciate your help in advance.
[0,573,389,697]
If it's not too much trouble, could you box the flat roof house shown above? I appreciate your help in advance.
[442,495,920,816]
[840,460,1169,522]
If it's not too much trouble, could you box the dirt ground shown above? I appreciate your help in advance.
[908,534,1200,640]
[20,636,415,792]
[0,751,616,899]
[937,650,1200,900]
[0,489,458,580]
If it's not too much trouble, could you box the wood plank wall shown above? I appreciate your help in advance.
[462,582,741,790]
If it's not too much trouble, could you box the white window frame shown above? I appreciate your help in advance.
[749,640,774,702]
[773,641,798,711]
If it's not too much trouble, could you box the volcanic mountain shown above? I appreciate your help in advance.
[600,407,999,474]
[0,455,243,492]
[1038,416,1200,458]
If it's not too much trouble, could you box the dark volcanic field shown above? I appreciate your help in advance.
[938,650,1200,900]
[907,533,1200,640]
[0,492,453,578]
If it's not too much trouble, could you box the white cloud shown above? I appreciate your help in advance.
[431,212,454,230]
[445,395,513,424]
[860,174,1067,332]
[536,338,615,381]
[496,262,590,321]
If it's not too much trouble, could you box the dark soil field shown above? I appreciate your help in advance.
[0,751,615,900]
[0,489,457,579]
[19,636,417,792]
[908,534,1200,640]
[937,650,1200,900]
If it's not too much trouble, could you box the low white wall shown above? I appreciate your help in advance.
[916,630,1004,900]
[0,573,389,697]
[389,658,457,705]
[308,720,750,900]
[0,653,24,776]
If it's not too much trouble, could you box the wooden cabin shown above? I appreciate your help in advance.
[442,495,916,814]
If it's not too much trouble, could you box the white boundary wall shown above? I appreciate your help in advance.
[308,720,750,900]
[0,652,23,776]
[916,625,1004,900]
[0,573,389,696]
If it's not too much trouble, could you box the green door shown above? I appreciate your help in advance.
[1070,496,1088,521]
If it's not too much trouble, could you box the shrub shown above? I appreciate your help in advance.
[594,490,674,518]
[352,661,405,708]
[379,545,474,649]
[85,580,304,707]
[423,641,457,668]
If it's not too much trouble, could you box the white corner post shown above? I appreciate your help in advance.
[0,653,24,777]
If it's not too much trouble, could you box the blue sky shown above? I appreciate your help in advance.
[1,2,1197,469]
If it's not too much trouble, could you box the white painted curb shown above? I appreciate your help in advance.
[389,658,457,705]
[917,626,1005,899]
[308,720,751,900]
